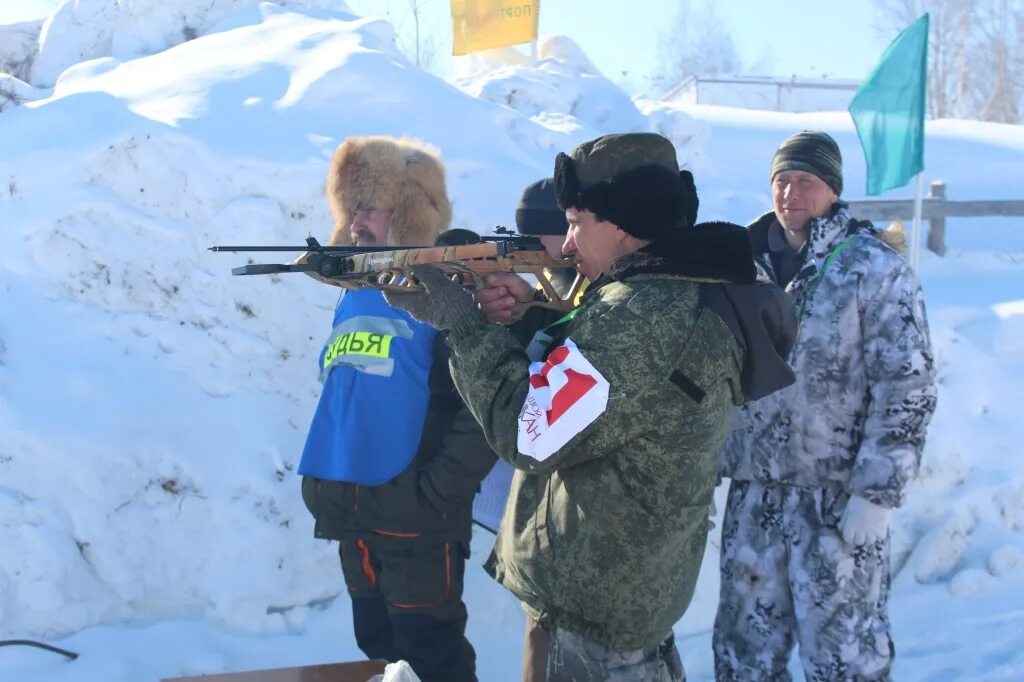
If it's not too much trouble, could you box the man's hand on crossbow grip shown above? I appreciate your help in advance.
[474,273,535,324]
[383,264,485,333]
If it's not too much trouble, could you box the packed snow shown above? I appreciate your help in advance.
[1,2,1023,680]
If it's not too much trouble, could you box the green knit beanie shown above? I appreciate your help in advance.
[769,130,843,196]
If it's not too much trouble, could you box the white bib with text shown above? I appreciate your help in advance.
[516,338,609,462]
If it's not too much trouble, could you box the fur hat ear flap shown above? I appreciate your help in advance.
[680,170,698,229]
[388,150,452,246]
[553,152,581,210]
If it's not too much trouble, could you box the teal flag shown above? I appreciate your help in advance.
[848,13,929,196]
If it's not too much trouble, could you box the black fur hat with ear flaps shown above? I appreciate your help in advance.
[553,133,699,238]
[326,135,452,247]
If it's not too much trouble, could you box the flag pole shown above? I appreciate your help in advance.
[911,172,924,269]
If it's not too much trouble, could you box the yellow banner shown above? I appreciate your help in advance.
[451,0,540,56]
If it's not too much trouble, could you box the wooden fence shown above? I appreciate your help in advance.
[847,181,1024,256]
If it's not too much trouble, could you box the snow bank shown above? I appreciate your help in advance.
[3,1,1024,679]
[0,73,50,111]
[30,0,353,88]
[0,1,713,642]
[453,34,707,172]
[0,18,43,82]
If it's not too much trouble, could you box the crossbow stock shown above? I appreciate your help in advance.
[210,232,583,312]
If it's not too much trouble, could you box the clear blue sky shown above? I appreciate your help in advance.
[5,0,890,85]
[534,0,886,81]
[359,0,891,86]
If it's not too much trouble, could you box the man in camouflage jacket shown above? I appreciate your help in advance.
[387,133,796,681]
[713,131,938,681]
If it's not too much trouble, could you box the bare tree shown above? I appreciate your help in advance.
[873,0,972,119]
[398,0,444,72]
[874,0,1024,122]
[747,46,777,78]
[655,0,745,93]
[970,0,1024,122]
[352,0,445,74]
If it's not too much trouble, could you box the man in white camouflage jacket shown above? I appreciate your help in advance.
[713,130,938,681]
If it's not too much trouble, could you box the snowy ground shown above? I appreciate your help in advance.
[2,2,1023,681]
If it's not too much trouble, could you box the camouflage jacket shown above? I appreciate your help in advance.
[721,204,938,508]
[447,229,752,651]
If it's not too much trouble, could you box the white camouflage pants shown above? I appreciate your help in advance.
[713,480,893,681]
[547,628,685,681]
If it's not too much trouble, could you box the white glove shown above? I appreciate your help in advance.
[839,495,891,545]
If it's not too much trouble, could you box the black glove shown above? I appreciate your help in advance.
[383,264,486,333]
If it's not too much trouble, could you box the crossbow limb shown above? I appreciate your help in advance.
[211,235,583,312]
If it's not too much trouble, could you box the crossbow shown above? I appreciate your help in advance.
[210,230,583,312]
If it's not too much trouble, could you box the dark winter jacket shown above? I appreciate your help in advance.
[721,204,937,508]
[444,224,794,650]
[302,329,497,547]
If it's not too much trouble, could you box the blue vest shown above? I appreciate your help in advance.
[299,290,437,485]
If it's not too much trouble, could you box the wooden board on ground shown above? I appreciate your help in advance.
[162,659,388,682]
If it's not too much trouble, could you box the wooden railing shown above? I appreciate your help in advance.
[847,181,1024,256]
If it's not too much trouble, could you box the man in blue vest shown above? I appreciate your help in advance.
[299,135,496,682]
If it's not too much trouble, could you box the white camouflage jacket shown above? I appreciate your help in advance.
[721,203,937,508]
